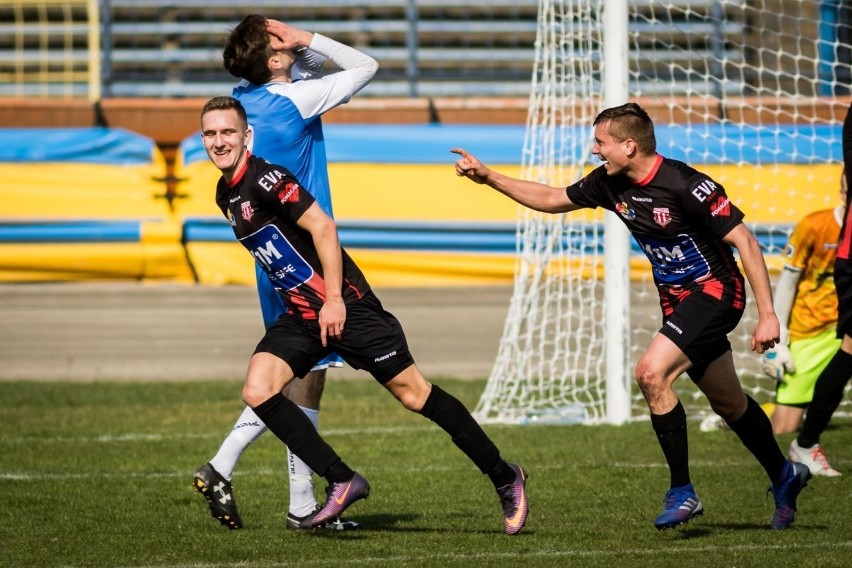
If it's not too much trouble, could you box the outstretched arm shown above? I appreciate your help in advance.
[451,148,582,214]
[723,223,780,354]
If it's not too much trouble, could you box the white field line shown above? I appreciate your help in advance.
[0,460,787,481]
[0,425,431,444]
[1,424,846,480]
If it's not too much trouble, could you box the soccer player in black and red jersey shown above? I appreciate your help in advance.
[790,101,852,475]
[453,102,811,531]
[199,95,529,535]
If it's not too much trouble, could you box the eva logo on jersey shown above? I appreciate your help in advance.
[258,168,287,192]
[690,179,719,202]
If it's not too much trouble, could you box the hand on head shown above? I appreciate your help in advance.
[266,19,304,52]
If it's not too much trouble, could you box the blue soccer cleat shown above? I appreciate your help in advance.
[654,482,704,530]
[769,461,811,530]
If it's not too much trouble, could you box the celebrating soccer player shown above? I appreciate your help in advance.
[453,102,811,531]
[196,95,529,535]
[193,16,376,531]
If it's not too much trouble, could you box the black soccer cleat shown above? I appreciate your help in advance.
[193,463,243,530]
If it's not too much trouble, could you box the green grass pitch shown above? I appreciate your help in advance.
[1,378,850,567]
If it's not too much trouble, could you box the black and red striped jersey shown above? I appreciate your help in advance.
[215,154,370,320]
[566,155,746,314]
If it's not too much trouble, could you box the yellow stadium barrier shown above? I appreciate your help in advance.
[1,131,193,282]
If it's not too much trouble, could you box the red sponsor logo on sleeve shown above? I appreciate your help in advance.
[278,182,300,204]
[710,196,730,217]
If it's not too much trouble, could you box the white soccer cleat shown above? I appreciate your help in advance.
[788,440,841,477]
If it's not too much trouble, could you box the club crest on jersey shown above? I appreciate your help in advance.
[240,201,254,221]
[653,207,671,228]
[278,182,300,204]
[616,202,636,220]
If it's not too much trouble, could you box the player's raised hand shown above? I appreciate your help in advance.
[451,148,491,184]
[266,19,311,52]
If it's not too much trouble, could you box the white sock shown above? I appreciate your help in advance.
[209,406,267,480]
[288,405,319,518]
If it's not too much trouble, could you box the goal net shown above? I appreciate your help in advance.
[474,0,852,425]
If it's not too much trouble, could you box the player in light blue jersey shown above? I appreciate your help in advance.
[193,15,378,531]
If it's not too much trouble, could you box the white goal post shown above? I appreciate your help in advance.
[474,0,852,425]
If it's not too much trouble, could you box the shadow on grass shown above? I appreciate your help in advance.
[667,520,829,535]
[293,512,421,539]
[296,512,528,537]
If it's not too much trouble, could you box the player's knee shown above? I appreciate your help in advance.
[385,367,431,411]
[242,388,260,408]
[242,381,274,408]
[707,394,747,422]
[634,359,664,395]
[397,389,427,411]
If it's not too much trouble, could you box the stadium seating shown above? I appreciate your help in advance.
[0,0,750,98]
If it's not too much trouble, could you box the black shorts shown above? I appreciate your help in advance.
[254,291,415,384]
[835,258,852,338]
[658,289,744,382]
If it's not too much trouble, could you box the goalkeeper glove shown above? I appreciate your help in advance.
[762,343,795,382]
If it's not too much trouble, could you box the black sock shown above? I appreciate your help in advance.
[252,393,352,482]
[797,349,852,448]
[418,385,513,487]
[650,400,690,488]
[728,395,786,484]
